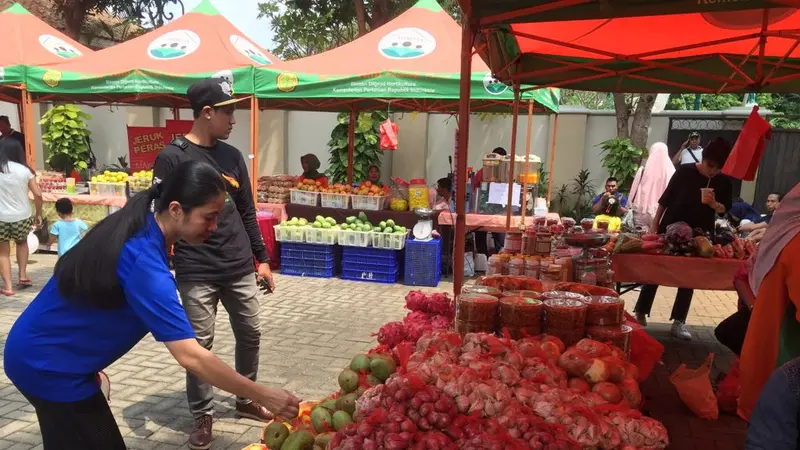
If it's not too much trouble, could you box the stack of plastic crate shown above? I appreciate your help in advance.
[404,238,442,287]
[280,242,338,278]
[341,246,401,283]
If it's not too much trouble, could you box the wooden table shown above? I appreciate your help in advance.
[612,254,743,291]
[437,212,561,233]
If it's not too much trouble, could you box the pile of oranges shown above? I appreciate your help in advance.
[355,181,386,197]
[296,179,323,192]
[322,183,352,194]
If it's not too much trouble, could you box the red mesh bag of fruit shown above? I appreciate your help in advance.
[624,312,664,381]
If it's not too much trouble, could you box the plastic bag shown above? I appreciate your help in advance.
[380,119,398,150]
[669,353,719,420]
[723,106,771,181]
[716,357,741,415]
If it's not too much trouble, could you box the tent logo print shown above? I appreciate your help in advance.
[39,35,82,59]
[230,35,271,66]
[0,68,4,82]
[148,30,201,60]
[483,73,508,95]
[378,28,436,60]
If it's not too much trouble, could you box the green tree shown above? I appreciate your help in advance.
[326,111,387,184]
[560,90,613,109]
[52,0,183,39]
[257,0,461,60]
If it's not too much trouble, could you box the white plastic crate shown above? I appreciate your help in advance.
[274,225,307,243]
[290,190,320,206]
[320,192,350,209]
[371,232,409,250]
[305,228,338,245]
[338,229,372,247]
[88,182,126,197]
[351,195,388,211]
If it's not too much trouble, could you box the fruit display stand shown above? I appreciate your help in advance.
[285,204,439,230]
[612,254,741,292]
[438,211,561,233]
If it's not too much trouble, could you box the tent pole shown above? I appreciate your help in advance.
[21,89,36,169]
[505,83,521,231]
[250,95,259,203]
[172,108,180,120]
[453,11,474,296]
[546,114,559,206]
[347,106,356,185]
[520,99,535,228]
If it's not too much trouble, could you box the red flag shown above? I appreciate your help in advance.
[722,106,771,181]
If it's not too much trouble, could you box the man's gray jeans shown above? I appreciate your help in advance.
[178,273,261,418]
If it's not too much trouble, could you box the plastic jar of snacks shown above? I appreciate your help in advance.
[501,290,542,299]
[543,298,588,347]
[408,178,430,210]
[596,218,610,232]
[461,285,502,296]
[504,233,523,253]
[540,264,563,282]
[541,291,588,303]
[562,217,576,228]
[455,293,499,334]
[487,255,507,275]
[507,257,525,276]
[499,297,543,333]
[587,324,633,357]
[580,218,595,232]
[524,258,540,279]
[585,296,624,326]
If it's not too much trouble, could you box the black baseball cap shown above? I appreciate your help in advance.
[688,131,700,138]
[187,78,247,111]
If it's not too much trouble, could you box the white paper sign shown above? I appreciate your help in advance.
[487,182,521,206]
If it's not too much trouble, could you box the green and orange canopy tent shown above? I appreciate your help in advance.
[26,0,279,107]
[0,3,93,166]
[255,0,559,113]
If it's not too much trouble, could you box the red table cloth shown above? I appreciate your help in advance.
[612,254,743,291]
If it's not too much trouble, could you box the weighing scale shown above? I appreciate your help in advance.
[412,208,435,241]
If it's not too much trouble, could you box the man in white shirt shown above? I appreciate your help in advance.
[672,131,703,165]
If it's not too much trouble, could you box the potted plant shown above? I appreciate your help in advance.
[41,104,92,180]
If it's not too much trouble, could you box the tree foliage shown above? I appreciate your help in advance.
[52,0,183,39]
[326,111,387,184]
[257,0,461,60]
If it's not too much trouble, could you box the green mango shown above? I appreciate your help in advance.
[358,212,369,222]
[280,430,315,450]
[378,221,387,229]
[335,393,358,416]
[338,369,359,393]
[261,421,289,450]
[345,216,356,224]
[332,410,353,431]
[383,227,393,234]
[369,354,397,382]
[319,398,337,411]
[349,354,371,372]
[386,219,395,227]
[310,407,333,433]
[314,432,336,448]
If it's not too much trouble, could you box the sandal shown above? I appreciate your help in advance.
[17,279,32,289]
[1,289,14,296]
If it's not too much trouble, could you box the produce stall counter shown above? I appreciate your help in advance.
[438,212,561,233]
[283,204,437,230]
[256,202,288,222]
[611,254,742,291]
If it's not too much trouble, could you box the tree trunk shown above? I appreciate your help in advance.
[612,93,631,139]
[60,1,87,40]
[353,0,368,35]
[629,93,657,149]
[368,0,393,29]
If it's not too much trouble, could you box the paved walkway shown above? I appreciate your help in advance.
[0,254,745,449]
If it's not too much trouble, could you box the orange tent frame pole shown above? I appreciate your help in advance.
[21,89,36,169]
[453,10,474,296]
[505,83,521,231]
[347,106,356,185]
[250,95,259,203]
[546,114,559,205]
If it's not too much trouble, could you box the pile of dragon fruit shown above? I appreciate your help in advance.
[328,291,669,450]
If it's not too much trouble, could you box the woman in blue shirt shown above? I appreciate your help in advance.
[4,160,299,449]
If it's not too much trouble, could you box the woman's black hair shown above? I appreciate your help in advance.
[0,139,25,173]
[54,160,225,309]
[702,138,732,168]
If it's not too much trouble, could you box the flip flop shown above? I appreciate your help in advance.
[1,289,14,296]
[17,279,32,289]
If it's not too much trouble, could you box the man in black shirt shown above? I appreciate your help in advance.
[634,138,733,341]
[0,116,25,164]
[153,79,275,449]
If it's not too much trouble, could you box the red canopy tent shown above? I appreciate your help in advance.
[0,3,93,167]
[449,1,798,293]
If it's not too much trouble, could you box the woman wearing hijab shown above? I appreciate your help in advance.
[738,182,800,422]
[364,165,390,194]
[298,154,328,189]
[628,142,676,230]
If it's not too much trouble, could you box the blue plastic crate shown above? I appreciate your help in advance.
[404,238,442,287]
[342,247,400,265]
[280,242,337,261]
[341,267,399,284]
[281,265,336,278]
[282,255,336,270]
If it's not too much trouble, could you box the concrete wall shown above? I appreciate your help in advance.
[11,102,761,203]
